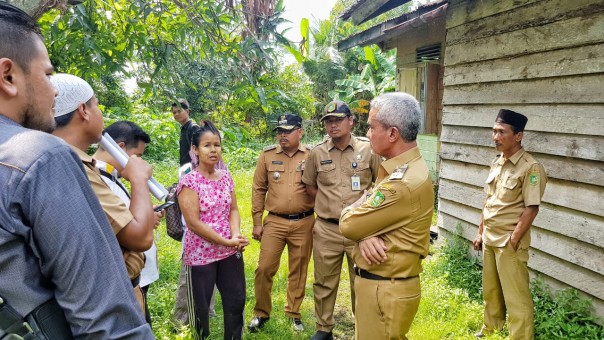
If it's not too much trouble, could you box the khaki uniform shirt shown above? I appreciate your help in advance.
[252,143,314,227]
[482,148,547,248]
[72,147,145,279]
[340,147,434,278]
[301,135,381,219]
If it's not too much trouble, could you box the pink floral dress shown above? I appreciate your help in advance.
[177,169,236,266]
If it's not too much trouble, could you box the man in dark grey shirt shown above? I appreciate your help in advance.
[0,3,153,338]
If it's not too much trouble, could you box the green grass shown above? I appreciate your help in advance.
[147,162,603,339]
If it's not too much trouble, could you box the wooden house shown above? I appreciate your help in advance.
[339,0,604,317]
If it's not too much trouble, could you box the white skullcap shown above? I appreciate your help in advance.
[51,73,95,117]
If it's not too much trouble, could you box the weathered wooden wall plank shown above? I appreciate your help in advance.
[445,13,604,66]
[443,44,604,86]
[439,143,604,186]
[441,126,604,161]
[447,0,604,45]
[443,74,603,105]
[439,175,604,244]
[439,198,604,274]
[439,213,604,300]
[439,163,604,216]
[446,0,539,29]
[442,105,604,136]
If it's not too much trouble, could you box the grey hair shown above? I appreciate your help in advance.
[370,92,420,142]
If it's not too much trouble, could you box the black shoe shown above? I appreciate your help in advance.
[311,330,333,340]
[292,318,304,332]
[247,316,269,332]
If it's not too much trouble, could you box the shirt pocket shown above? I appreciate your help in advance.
[317,162,337,186]
[355,161,372,187]
[267,164,286,184]
[498,176,520,202]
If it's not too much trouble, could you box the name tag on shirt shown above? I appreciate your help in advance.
[320,160,333,165]
[272,161,283,165]
[351,174,361,191]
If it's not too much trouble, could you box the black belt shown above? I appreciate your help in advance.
[269,209,314,220]
[131,275,140,288]
[354,267,417,281]
[318,216,340,225]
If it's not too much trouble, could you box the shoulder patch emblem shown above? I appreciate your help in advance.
[378,183,397,194]
[529,172,539,186]
[263,145,277,152]
[306,144,313,150]
[370,191,385,207]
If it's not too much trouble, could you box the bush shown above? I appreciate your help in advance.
[532,278,604,339]
[432,229,483,302]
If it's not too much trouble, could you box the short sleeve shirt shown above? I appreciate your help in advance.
[302,135,381,219]
[482,148,547,247]
[340,147,434,278]
[177,169,236,266]
[251,144,314,226]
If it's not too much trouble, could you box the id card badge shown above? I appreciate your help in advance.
[351,174,361,191]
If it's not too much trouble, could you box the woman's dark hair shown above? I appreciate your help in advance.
[191,120,221,147]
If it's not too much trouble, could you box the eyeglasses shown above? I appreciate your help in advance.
[276,128,300,135]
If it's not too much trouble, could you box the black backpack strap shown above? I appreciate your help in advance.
[98,169,131,199]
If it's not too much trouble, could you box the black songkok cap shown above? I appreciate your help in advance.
[495,109,528,132]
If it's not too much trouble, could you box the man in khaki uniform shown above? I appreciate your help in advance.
[340,92,433,340]
[473,109,547,340]
[51,74,155,315]
[302,101,381,340]
[249,114,315,332]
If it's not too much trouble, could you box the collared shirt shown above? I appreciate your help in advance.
[251,143,314,226]
[340,147,434,278]
[71,147,144,279]
[95,160,159,287]
[302,135,381,219]
[179,120,200,166]
[482,148,547,247]
[0,115,152,338]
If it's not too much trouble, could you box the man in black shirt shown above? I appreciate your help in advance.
[172,98,200,166]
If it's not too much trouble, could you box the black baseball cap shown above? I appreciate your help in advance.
[274,114,302,131]
[321,100,352,121]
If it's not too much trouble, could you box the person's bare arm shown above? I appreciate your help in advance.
[510,206,539,250]
[116,155,154,252]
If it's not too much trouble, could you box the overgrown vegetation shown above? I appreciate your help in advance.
[431,228,604,340]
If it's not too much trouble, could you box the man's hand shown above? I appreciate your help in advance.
[152,210,164,229]
[252,225,263,241]
[509,235,519,251]
[359,236,387,265]
[121,155,152,183]
[473,233,483,251]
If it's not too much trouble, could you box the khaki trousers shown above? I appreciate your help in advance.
[354,276,420,340]
[312,218,356,332]
[482,242,534,340]
[253,213,314,318]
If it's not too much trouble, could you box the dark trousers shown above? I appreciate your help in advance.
[187,253,246,340]
[141,284,152,326]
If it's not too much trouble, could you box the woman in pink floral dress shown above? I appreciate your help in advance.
[177,121,249,339]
